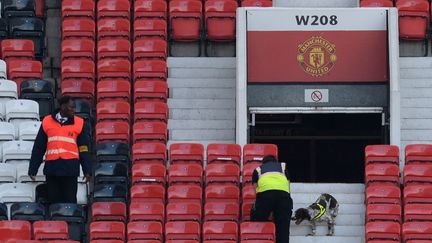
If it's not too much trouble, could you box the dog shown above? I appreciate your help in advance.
[291,193,339,236]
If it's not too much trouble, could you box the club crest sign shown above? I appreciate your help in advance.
[297,36,337,77]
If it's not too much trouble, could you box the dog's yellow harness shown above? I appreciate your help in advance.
[312,203,326,220]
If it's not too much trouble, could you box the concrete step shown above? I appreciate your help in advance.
[401,88,432,98]
[169,129,235,141]
[293,203,365,215]
[290,236,364,243]
[400,57,432,69]
[168,99,235,109]
[168,119,235,130]
[291,193,364,204]
[401,130,432,141]
[291,214,364,226]
[402,98,432,107]
[170,87,235,99]
[167,57,235,68]
[400,79,432,88]
[401,118,432,130]
[169,68,236,79]
[169,109,235,120]
[291,183,364,194]
[401,108,432,118]
[290,225,364,237]
[168,78,235,88]
[400,69,432,79]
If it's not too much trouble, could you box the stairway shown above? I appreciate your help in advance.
[290,183,365,243]
[167,57,236,147]
[399,57,432,157]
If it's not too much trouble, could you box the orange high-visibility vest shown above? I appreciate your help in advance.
[42,115,84,160]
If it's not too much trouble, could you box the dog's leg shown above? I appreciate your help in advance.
[327,218,335,236]
[308,221,316,236]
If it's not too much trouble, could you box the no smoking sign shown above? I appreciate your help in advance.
[305,89,329,103]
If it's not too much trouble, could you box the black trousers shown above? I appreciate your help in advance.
[46,176,78,204]
[251,190,293,243]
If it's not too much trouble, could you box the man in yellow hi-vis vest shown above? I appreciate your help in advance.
[28,96,91,204]
[251,155,293,243]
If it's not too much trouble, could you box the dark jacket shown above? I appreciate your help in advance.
[28,113,92,177]
[252,161,290,184]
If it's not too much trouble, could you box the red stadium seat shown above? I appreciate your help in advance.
[204,241,236,243]
[169,0,202,41]
[95,121,130,144]
[166,241,199,243]
[61,39,95,60]
[97,18,131,40]
[240,222,275,241]
[97,80,131,102]
[404,184,432,204]
[97,39,131,60]
[365,163,400,186]
[127,221,163,241]
[90,241,123,243]
[128,241,162,243]
[360,0,394,7]
[89,221,125,241]
[134,0,167,20]
[35,0,45,17]
[0,220,31,240]
[47,241,80,243]
[61,80,95,102]
[165,221,200,241]
[205,163,240,185]
[365,145,400,165]
[62,18,96,39]
[132,121,168,144]
[96,100,130,122]
[366,204,402,223]
[366,221,400,242]
[132,163,166,185]
[366,185,401,204]
[205,184,240,204]
[1,39,34,61]
[168,184,202,204]
[130,184,166,203]
[239,241,274,243]
[203,221,238,241]
[241,0,272,7]
[134,19,167,40]
[133,60,167,82]
[396,0,430,40]
[404,203,432,222]
[169,143,204,165]
[134,101,168,123]
[403,221,432,242]
[133,39,168,61]
[129,201,165,222]
[132,142,167,165]
[134,81,168,103]
[61,59,95,82]
[62,0,95,19]
[241,184,256,221]
[33,221,69,240]
[97,0,131,19]
[166,202,202,222]
[5,241,42,243]
[207,143,241,165]
[243,144,278,164]
[168,163,203,185]
[7,60,42,91]
[204,201,239,222]
[91,202,127,222]
[404,163,432,185]
[242,162,260,184]
[97,59,131,82]
[405,144,432,164]
[205,0,238,41]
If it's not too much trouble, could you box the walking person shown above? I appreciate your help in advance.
[28,96,91,203]
[251,154,293,243]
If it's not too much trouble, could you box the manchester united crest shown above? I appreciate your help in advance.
[297,36,337,77]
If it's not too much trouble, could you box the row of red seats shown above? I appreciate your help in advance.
[366,221,432,242]
[0,39,35,61]
[88,220,275,242]
[0,220,70,241]
[365,144,432,242]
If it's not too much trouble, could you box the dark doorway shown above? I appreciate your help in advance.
[250,113,385,183]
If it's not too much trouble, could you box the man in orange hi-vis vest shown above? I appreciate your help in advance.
[28,96,91,204]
